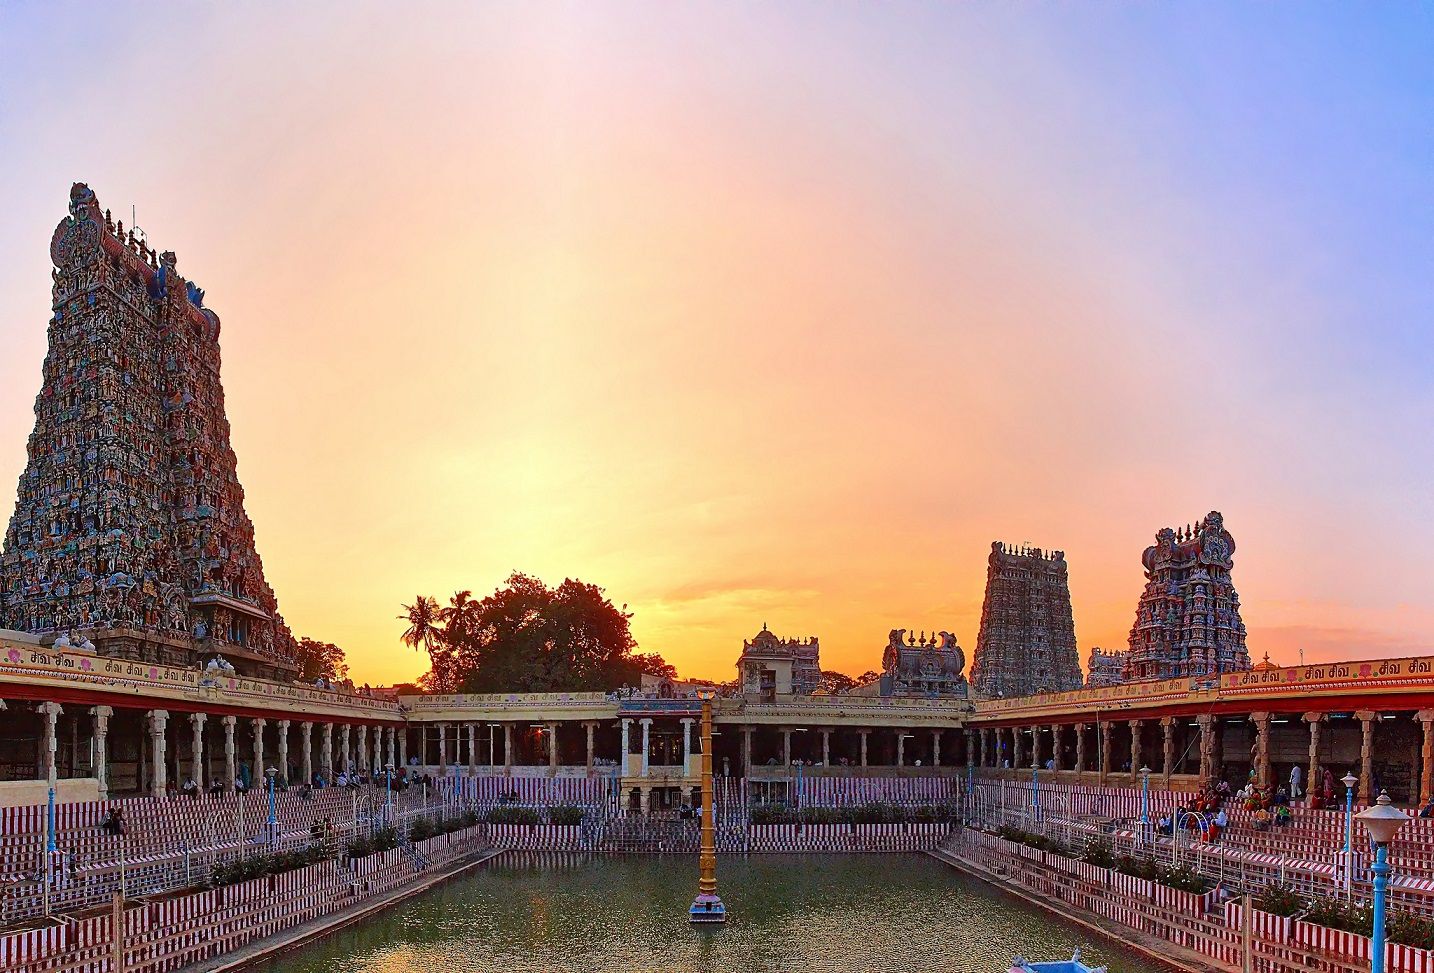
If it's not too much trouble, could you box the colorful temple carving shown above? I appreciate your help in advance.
[0,184,297,678]
[737,624,820,699]
[1123,510,1250,681]
[970,541,1082,698]
[879,628,969,698]
[1084,646,1128,687]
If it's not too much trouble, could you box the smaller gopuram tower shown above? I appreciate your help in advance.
[1124,510,1250,681]
[970,542,1082,698]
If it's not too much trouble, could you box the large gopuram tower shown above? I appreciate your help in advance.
[970,542,1082,698]
[0,183,297,678]
[1123,510,1250,681]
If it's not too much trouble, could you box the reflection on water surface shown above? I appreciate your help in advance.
[254,853,1170,973]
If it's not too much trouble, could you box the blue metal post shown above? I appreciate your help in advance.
[1344,783,1355,890]
[1372,842,1390,973]
[267,772,277,846]
[1141,769,1150,827]
[46,786,56,854]
[1031,765,1039,820]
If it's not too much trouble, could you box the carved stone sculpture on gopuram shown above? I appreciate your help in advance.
[880,628,968,698]
[0,183,298,678]
[1123,510,1250,681]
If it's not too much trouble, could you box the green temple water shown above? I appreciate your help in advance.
[255,853,1172,973]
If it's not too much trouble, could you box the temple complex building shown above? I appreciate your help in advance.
[1,184,296,679]
[970,542,1082,698]
[878,628,969,698]
[737,624,819,700]
[1085,646,1128,687]
[1123,510,1250,681]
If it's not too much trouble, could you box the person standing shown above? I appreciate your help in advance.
[1289,763,1303,800]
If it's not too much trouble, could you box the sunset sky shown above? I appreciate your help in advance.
[0,4,1430,686]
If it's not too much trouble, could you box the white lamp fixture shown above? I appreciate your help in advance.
[1356,791,1409,846]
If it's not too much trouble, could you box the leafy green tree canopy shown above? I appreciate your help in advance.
[401,573,671,694]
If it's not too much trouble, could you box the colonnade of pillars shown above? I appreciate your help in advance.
[18,700,400,801]
[964,710,1434,805]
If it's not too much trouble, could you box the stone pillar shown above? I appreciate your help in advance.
[320,722,334,778]
[932,729,942,768]
[1419,711,1434,805]
[1161,717,1176,782]
[189,712,207,788]
[896,732,905,767]
[1074,722,1086,774]
[436,723,448,773]
[251,717,267,783]
[1197,714,1216,781]
[503,723,514,772]
[1250,712,1272,792]
[620,719,631,775]
[781,727,792,767]
[222,715,237,791]
[339,724,351,774]
[356,725,368,774]
[584,722,597,771]
[859,730,869,767]
[1099,721,1111,784]
[1357,710,1376,802]
[639,718,652,777]
[387,726,397,769]
[979,728,990,768]
[1048,725,1059,772]
[1305,712,1325,803]
[741,726,753,773]
[398,726,407,769]
[147,710,169,798]
[467,724,477,772]
[681,718,694,772]
[1031,726,1044,770]
[38,702,62,787]
[1128,719,1143,776]
[300,721,314,785]
[373,726,382,773]
[822,728,831,766]
[90,706,112,799]
[277,719,290,782]
[639,786,650,815]
[547,722,559,775]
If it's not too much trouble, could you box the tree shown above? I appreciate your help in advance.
[294,637,348,684]
[402,573,672,693]
[400,595,460,693]
[854,670,882,688]
[819,670,859,695]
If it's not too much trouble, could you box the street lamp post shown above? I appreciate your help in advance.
[1139,765,1152,846]
[384,763,394,825]
[1342,772,1359,898]
[265,766,278,848]
[1356,791,1410,973]
[1030,765,1040,831]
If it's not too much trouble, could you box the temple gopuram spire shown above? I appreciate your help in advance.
[1124,510,1250,681]
[0,183,297,678]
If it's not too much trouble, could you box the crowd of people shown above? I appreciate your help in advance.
[164,763,443,799]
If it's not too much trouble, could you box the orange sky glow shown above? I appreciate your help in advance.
[0,5,1429,686]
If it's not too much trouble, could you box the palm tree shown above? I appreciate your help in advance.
[398,595,441,655]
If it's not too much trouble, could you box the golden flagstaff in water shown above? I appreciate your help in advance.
[689,692,726,924]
